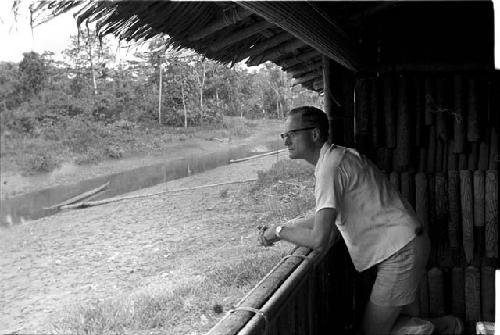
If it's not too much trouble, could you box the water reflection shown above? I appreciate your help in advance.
[1,141,282,227]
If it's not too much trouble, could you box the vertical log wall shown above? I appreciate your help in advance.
[354,72,498,333]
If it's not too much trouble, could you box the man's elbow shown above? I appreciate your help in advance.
[311,238,329,253]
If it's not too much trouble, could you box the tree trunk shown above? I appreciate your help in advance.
[86,23,98,96]
[181,78,188,128]
[158,64,163,124]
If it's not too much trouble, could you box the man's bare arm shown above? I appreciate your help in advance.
[262,208,338,252]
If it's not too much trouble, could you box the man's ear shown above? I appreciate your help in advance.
[312,128,321,142]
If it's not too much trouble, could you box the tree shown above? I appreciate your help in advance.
[18,51,48,99]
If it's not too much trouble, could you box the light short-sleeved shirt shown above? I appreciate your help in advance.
[315,143,420,271]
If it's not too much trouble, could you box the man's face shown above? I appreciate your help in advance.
[282,114,316,160]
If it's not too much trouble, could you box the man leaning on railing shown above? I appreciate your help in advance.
[258,106,463,335]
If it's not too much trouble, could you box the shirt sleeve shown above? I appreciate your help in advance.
[315,152,345,213]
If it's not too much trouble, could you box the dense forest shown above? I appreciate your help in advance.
[0,31,321,174]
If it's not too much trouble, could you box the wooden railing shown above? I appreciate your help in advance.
[208,242,356,335]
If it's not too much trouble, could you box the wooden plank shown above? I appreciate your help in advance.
[460,170,474,264]
[418,148,427,172]
[451,267,465,319]
[478,140,489,171]
[401,171,415,208]
[467,78,480,141]
[368,77,379,148]
[488,127,498,170]
[435,77,449,141]
[435,173,447,243]
[481,266,495,321]
[238,32,293,60]
[436,139,444,173]
[485,170,498,258]
[418,271,430,317]
[453,75,466,153]
[414,76,425,147]
[424,77,435,126]
[473,170,485,227]
[383,76,396,148]
[465,266,480,324]
[44,181,110,210]
[447,140,458,171]
[427,126,436,173]
[415,172,429,235]
[447,170,460,248]
[428,267,445,316]
[468,142,479,171]
[396,75,411,168]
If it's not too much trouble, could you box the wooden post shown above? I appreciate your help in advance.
[473,170,485,228]
[451,267,465,319]
[414,76,424,147]
[355,77,370,152]
[468,142,479,171]
[369,77,379,148]
[481,266,495,321]
[489,127,498,170]
[485,170,498,258]
[435,77,449,141]
[448,140,458,170]
[428,267,445,316]
[435,173,447,242]
[478,140,489,171]
[415,172,429,234]
[460,170,474,264]
[323,56,342,145]
[383,76,396,148]
[467,78,480,142]
[465,266,480,325]
[427,126,436,173]
[401,172,415,208]
[424,77,434,126]
[453,75,465,153]
[396,75,410,168]
[418,272,430,317]
[447,171,460,248]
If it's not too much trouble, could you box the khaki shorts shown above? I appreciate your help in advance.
[370,232,430,307]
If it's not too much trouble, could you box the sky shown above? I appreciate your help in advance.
[1,1,500,68]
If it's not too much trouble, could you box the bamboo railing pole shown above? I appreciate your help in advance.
[415,172,429,234]
[396,75,410,168]
[451,267,465,319]
[481,266,495,321]
[383,76,396,148]
[447,171,460,248]
[485,170,498,258]
[460,170,474,264]
[453,75,466,153]
[465,266,480,325]
[428,267,445,316]
[467,78,480,142]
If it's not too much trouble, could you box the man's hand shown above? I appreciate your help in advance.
[257,226,279,247]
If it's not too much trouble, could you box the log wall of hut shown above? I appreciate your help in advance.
[348,70,499,333]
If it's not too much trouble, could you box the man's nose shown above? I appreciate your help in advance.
[284,136,292,146]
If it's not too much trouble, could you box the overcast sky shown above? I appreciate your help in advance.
[1,0,500,68]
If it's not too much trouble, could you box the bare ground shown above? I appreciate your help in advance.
[0,151,296,333]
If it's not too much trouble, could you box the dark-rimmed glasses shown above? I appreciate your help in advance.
[280,127,316,140]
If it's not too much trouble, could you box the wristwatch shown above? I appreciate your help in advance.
[275,225,283,239]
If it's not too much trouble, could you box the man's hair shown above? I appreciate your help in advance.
[288,106,329,142]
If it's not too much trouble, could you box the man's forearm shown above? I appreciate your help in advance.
[287,215,315,230]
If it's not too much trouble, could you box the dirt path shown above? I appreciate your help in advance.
[0,151,292,333]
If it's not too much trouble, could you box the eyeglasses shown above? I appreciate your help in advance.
[280,127,316,140]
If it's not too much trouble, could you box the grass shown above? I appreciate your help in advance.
[0,117,260,176]
[49,158,315,334]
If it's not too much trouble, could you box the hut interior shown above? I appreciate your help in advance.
[35,1,499,334]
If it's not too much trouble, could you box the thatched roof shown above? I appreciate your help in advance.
[33,1,494,91]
